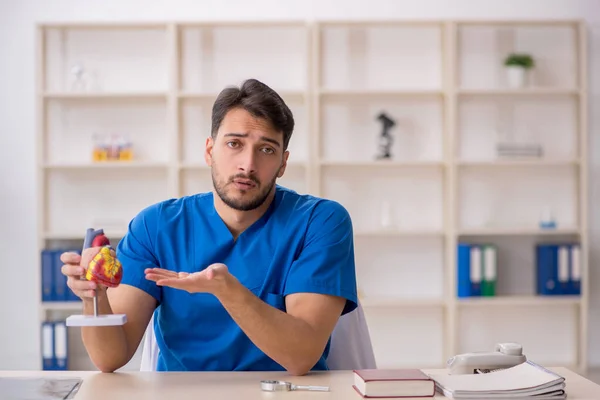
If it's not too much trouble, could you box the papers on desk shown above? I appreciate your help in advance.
[427,361,566,399]
[0,377,82,400]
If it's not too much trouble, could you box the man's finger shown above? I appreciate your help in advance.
[60,252,81,264]
[155,278,190,289]
[146,272,177,281]
[145,273,167,282]
[67,277,97,291]
[144,268,178,278]
[62,264,85,277]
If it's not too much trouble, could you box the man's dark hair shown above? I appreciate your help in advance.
[211,79,295,150]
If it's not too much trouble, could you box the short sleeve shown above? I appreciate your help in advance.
[283,200,358,315]
[116,204,162,303]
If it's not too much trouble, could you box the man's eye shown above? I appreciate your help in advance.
[227,141,239,148]
[262,147,275,154]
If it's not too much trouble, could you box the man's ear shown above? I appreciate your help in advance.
[277,150,289,178]
[205,136,214,166]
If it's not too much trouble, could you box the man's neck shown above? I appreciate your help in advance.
[213,190,276,239]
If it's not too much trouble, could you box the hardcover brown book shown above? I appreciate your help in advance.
[353,369,435,398]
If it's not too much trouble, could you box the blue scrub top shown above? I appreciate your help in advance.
[116,185,358,372]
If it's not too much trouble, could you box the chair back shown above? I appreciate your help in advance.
[140,300,376,371]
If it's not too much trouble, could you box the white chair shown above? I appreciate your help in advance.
[140,300,377,371]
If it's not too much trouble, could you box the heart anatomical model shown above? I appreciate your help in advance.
[85,234,123,288]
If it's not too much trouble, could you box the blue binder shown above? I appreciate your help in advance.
[67,249,83,301]
[41,321,54,370]
[41,250,54,302]
[457,243,472,297]
[536,243,580,296]
[52,250,67,301]
[53,321,68,370]
[536,244,558,295]
[570,244,581,295]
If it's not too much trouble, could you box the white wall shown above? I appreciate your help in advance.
[0,0,598,370]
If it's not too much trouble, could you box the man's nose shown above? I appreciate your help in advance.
[238,149,257,174]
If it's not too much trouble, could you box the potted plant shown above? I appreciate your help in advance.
[504,53,535,88]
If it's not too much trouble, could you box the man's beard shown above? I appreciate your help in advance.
[212,165,280,212]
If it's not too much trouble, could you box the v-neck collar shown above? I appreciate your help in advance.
[206,188,280,243]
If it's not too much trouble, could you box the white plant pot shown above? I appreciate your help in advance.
[506,66,528,88]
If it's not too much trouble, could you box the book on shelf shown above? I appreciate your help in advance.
[427,361,566,399]
[353,368,435,398]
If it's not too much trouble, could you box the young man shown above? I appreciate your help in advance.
[60,78,358,374]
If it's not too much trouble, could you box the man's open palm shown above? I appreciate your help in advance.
[145,263,229,294]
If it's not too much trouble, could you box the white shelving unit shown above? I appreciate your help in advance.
[35,20,588,373]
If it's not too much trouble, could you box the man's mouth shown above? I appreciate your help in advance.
[232,178,257,190]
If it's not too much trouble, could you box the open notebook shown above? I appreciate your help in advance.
[427,361,566,399]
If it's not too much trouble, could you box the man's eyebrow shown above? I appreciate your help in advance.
[223,133,281,148]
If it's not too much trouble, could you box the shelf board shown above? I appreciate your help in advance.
[44,231,128,240]
[457,295,581,307]
[177,20,307,28]
[41,302,82,312]
[457,88,579,96]
[43,162,169,170]
[43,92,167,100]
[457,159,579,167]
[39,22,168,29]
[355,229,444,237]
[179,90,305,100]
[180,161,307,170]
[319,89,442,97]
[458,227,580,236]
[455,19,580,27]
[360,297,445,308]
[320,160,444,168]
[318,20,443,27]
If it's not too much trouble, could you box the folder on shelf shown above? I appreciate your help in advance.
[536,244,556,295]
[41,248,82,302]
[457,243,471,298]
[41,250,54,302]
[457,243,497,298]
[52,250,67,301]
[536,243,581,296]
[570,244,581,295]
[481,245,496,297]
[470,246,482,296]
[53,321,68,370]
[41,321,54,370]
[557,245,570,294]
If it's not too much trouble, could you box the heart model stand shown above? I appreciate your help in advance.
[66,228,128,327]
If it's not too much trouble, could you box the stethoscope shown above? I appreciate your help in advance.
[260,380,330,392]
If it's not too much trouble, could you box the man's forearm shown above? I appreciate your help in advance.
[81,293,129,372]
[215,278,329,376]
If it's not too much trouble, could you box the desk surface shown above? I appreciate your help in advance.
[2,367,600,399]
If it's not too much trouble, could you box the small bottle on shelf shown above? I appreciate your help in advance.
[539,206,557,230]
[118,135,134,161]
[92,133,108,162]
